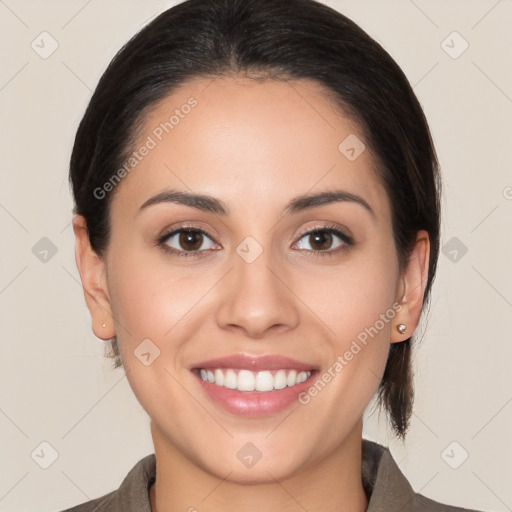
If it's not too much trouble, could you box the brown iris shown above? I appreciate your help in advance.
[308,231,333,251]
[179,230,203,251]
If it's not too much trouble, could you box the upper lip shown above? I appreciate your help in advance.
[191,353,317,372]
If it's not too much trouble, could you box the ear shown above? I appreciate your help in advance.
[391,230,430,343]
[73,215,116,340]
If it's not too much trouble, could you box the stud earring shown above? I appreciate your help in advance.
[397,324,407,334]
[102,322,107,328]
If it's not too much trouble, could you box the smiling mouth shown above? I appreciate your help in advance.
[195,368,313,392]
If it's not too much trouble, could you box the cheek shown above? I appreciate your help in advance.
[296,276,398,445]
[301,246,399,346]
[106,251,209,344]
[296,241,399,403]
[104,253,205,424]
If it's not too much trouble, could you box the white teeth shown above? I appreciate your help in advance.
[198,368,312,392]
[224,369,237,389]
[214,369,224,387]
[286,370,297,387]
[237,370,255,391]
[255,371,274,392]
[274,369,287,390]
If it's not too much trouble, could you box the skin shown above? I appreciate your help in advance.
[74,76,429,512]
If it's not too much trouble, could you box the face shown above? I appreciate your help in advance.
[78,76,425,483]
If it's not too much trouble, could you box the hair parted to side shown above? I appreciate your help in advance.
[69,0,441,440]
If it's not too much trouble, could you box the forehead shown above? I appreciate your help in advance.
[111,76,391,223]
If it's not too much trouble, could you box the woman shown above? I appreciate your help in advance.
[63,0,483,510]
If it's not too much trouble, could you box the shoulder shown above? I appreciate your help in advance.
[57,454,156,512]
[413,492,481,512]
[58,490,117,512]
[362,439,485,512]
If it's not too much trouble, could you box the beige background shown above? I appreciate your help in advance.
[1,1,511,511]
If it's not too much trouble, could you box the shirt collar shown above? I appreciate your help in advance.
[106,439,417,511]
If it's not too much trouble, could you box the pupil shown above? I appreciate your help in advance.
[180,230,202,251]
[310,232,332,250]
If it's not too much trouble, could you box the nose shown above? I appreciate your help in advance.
[215,253,300,338]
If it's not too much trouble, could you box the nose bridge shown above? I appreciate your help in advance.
[214,245,300,337]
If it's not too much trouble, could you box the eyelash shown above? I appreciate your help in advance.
[157,224,354,258]
[157,225,215,258]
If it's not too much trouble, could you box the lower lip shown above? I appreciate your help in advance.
[194,372,315,418]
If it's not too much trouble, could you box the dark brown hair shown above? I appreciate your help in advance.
[69,0,441,440]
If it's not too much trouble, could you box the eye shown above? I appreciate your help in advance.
[159,228,218,255]
[294,227,353,253]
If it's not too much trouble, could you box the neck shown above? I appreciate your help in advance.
[149,420,369,512]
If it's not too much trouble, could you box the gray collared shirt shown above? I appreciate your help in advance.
[60,440,482,511]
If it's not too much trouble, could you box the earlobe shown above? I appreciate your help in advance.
[72,215,116,340]
[391,230,430,343]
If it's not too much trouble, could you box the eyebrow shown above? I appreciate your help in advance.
[139,189,374,218]
[139,190,229,215]
[284,190,374,218]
